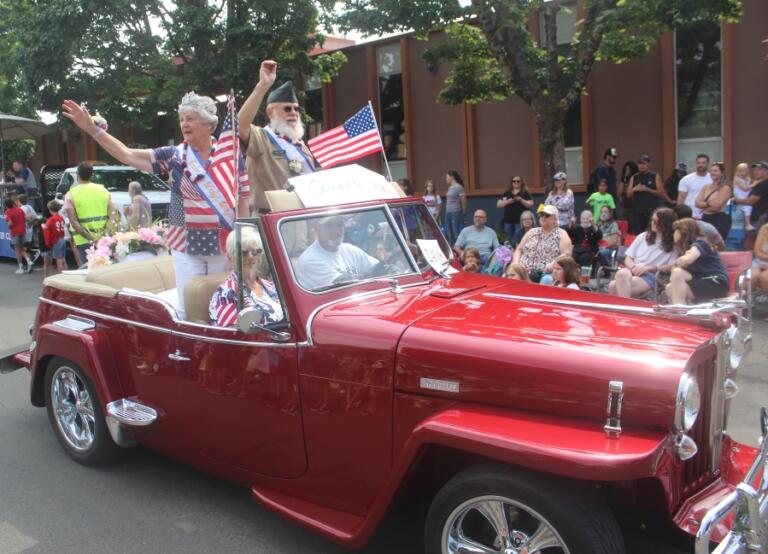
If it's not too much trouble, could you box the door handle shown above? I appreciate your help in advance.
[167,350,191,362]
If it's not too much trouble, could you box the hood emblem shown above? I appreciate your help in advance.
[420,377,460,394]
[604,381,624,438]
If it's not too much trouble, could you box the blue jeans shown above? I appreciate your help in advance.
[504,223,519,245]
[445,211,463,245]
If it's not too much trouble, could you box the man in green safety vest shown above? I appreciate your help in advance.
[64,162,116,264]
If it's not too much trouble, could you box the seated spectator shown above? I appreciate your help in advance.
[666,218,729,304]
[751,223,768,294]
[504,262,530,281]
[511,210,536,247]
[209,227,283,327]
[609,207,678,298]
[551,255,581,289]
[673,204,725,250]
[567,210,602,267]
[513,204,572,284]
[597,206,620,266]
[296,215,378,290]
[454,209,500,265]
[462,247,482,273]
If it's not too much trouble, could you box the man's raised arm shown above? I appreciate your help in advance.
[238,60,277,144]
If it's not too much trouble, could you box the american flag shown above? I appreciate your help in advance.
[209,95,240,210]
[307,104,382,169]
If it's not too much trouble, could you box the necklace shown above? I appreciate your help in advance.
[180,140,216,182]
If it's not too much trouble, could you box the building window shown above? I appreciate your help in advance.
[675,22,722,167]
[540,4,583,183]
[304,75,323,140]
[377,43,406,165]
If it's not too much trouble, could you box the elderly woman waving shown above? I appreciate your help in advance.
[62,94,250,319]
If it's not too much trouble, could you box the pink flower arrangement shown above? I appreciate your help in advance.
[86,224,167,268]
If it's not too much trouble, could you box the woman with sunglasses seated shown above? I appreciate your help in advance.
[512,204,572,284]
[209,227,283,327]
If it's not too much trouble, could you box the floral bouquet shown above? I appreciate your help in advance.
[86,224,167,269]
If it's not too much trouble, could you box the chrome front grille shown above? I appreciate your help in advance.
[682,339,725,494]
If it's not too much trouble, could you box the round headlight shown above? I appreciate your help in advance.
[676,373,701,432]
[727,326,745,371]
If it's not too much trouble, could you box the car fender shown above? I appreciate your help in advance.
[251,403,669,549]
[31,322,124,408]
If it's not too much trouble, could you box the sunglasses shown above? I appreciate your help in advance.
[282,105,301,114]
[243,249,263,257]
[539,213,553,218]
[512,179,521,183]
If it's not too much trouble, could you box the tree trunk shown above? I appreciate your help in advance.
[537,115,566,192]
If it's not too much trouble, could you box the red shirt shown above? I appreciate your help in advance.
[44,213,66,247]
[4,206,25,237]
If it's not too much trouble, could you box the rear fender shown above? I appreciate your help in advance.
[31,322,123,408]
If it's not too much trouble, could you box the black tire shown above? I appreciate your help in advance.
[44,356,121,466]
[425,463,625,554]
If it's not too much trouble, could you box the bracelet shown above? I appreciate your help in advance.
[91,128,105,139]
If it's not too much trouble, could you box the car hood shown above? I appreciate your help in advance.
[314,272,718,430]
[388,273,719,430]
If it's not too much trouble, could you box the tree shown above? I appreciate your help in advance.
[330,0,742,178]
[0,0,345,132]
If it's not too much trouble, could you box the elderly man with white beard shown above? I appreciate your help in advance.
[238,59,319,214]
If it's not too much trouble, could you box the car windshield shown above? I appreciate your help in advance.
[91,170,169,192]
[281,203,451,293]
[60,169,169,193]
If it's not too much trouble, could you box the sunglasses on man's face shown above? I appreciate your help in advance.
[243,249,263,257]
[282,105,301,114]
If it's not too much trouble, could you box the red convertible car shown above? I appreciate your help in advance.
[2,197,766,554]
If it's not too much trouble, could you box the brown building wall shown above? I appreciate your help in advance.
[591,42,666,175]
[731,0,768,166]
[474,97,535,192]
[408,34,464,195]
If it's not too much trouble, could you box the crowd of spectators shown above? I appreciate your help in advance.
[431,154,768,304]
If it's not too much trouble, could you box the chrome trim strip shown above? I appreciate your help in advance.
[709,332,727,472]
[39,297,298,349]
[604,381,624,438]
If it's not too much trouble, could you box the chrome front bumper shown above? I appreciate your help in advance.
[696,408,768,553]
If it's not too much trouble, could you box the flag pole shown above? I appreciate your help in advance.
[368,100,393,182]
[230,89,239,219]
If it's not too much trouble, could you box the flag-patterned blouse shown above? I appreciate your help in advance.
[151,145,250,257]
[209,271,283,328]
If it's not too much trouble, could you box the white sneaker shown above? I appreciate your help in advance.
[14,268,25,274]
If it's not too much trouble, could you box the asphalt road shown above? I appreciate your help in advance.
[0,259,765,554]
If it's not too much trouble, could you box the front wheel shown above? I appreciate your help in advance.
[425,464,625,554]
[44,357,120,465]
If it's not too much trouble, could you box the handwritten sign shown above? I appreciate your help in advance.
[416,239,458,275]
[288,164,401,208]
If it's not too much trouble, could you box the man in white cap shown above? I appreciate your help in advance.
[238,60,318,213]
[295,215,378,291]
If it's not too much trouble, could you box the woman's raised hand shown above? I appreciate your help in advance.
[61,100,98,135]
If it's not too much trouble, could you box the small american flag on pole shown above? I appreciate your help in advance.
[209,95,241,211]
[307,104,382,169]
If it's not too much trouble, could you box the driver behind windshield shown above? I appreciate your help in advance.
[209,227,283,327]
[296,215,378,290]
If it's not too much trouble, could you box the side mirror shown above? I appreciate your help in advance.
[237,308,292,342]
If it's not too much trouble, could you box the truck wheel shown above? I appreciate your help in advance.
[425,464,624,554]
[44,357,120,466]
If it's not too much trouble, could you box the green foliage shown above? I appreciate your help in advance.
[3,139,37,165]
[0,0,343,132]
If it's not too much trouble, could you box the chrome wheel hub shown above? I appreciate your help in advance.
[443,495,569,554]
[51,367,95,451]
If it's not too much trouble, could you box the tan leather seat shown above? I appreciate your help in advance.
[85,256,176,292]
[184,272,230,324]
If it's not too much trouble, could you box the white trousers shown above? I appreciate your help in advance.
[172,250,228,320]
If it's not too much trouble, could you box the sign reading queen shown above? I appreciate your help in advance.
[287,164,402,208]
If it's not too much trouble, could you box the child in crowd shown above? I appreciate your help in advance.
[422,180,442,224]
[504,262,530,281]
[585,178,616,222]
[551,254,581,289]
[18,194,41,264]
[732,163,754,230]
[43,200,67,276]
[462,247,482,273]
[4,198,32,273]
